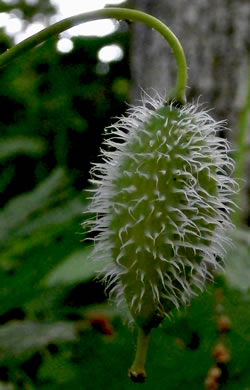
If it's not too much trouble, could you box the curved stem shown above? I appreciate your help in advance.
[0,8,187,104]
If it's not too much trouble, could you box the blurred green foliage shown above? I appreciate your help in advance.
[0,2,249,389]
[0,0,55,20]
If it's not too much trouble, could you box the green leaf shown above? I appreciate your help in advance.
[0,136,45,161]
[45,246,110,286]
[225,229,250,293]
[0,168,79,246]
[0,320,76,361]
[0,383,15,390]
[0,220,83,315]
[38,354,76,384]
[0,166,88,315]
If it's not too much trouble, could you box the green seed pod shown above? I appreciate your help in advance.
[85,96,236,380]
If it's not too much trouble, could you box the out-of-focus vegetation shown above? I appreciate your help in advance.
[0,2,249,389]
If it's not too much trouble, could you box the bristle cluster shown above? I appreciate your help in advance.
[85,96,237,330]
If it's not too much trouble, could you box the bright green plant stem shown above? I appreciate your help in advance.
[233,70,250,225]
[0,7,187,104]
[128,327,151,382]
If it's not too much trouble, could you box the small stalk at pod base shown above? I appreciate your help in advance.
[0,7,187,104]
[86,98,237,381]
[128,327,151,383]
[1,4,237,382]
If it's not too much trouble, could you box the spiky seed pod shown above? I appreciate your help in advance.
[85,96,236,332]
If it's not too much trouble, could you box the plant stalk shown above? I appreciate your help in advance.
[233,69,250,226]
[128,327,151,383]
[0,7,187,104]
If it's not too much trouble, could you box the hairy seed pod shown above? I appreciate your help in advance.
[85,96,236,332]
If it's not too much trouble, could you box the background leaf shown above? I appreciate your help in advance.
[225,229,250,293]
[0,136,45,161]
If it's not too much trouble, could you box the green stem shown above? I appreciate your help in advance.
[233,69,250,226]
[0,7,187,104]
[128,327,151,383]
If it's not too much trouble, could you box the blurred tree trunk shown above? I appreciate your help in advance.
[130,0,249,126]
[130,0,250,222]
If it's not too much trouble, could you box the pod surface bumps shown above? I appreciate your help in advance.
[86,97,236,331]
